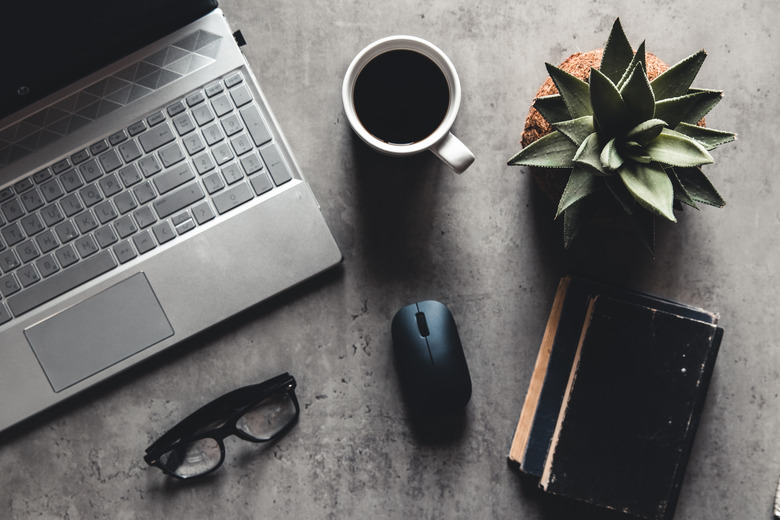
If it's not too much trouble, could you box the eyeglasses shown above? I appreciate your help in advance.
[144,373,299,479]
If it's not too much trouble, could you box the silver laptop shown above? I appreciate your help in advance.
[0,0,341,432]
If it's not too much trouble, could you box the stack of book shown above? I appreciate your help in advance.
[509,276,723,520]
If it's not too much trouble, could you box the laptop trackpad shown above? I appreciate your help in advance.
[25,273,174,392]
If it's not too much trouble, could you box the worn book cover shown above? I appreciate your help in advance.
[539,296,723,520]
[508,276,719,478]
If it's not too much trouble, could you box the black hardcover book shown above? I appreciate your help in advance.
[508,276,719,477]
[539,296,722,520]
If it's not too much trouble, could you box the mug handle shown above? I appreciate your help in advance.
[429,132,475,174]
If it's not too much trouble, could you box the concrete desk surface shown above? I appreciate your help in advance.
[1,1,776,518]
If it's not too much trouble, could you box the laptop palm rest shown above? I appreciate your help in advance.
[24,273,174,392]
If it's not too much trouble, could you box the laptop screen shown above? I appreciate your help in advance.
[0,0,218,120]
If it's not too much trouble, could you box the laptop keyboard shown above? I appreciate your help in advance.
[0,71,292,325]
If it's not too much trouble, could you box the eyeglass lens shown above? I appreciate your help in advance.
[159,437,222,479]
[158,387,297,478]
[237,389,297,440]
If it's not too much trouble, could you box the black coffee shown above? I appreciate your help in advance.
[353,49,449,145]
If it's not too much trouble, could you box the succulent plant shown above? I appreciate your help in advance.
[508,18,736,252]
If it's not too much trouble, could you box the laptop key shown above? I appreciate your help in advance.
[225,72,243,88]
[61,169,85,193]
[230,84,253,108]
[33,169,53,184]
[17,265,41,288]
[36,255,60,278]
[151,220,175,244]
[128,121,146,136]
[133,230,156,254]
[191,201,215,225]
[94,226,118,249]
[14,178,34,193]
[36,230,59,254]
[89,140,109,156]
[6,250,117,317]
[75,235,99,258]
[40,179,64,202]
[212,182,253,215]
[158,142,185,168]
[118,139,143,163]
[2,223,24,247]
[133,206,157,229]
[98,149,122,174]
[60,194,84,217]
[138,122,175,153]
[2,199,25,221]
[211,94,233,117]
[0,188,15,203]
[113,240,137,264]
[108,130,128,146]
[259,143,293,186]
[133,181,157,205]
[240,105,272,146]
[153,182,205,219]
[154,163,195,194]
[55,244,79,268]
[0,249,21,272]
[71,150,90,165]
[147,111,166,127]
[51,158,72,174]
[0,274,21,297]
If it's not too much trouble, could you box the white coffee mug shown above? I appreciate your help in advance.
[342,35,475,174]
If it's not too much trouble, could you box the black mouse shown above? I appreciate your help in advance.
[391,300,472,415]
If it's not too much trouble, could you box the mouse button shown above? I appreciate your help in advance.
[391,305,430,357]
[415,312,430,337]
[415,300,449,323]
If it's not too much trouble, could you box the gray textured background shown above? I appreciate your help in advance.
[1,1,776,518]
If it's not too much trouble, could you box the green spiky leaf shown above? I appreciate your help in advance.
[651,50,707,100]
[600,138,624,170]
[555,166,604,219]
[667,167,698,208]
[545,63,592,119]
[645,129,714,167]
[604,174,636,214]
[620,62,655,123]
[507,130,578,167]
[654,90,722,128]
[589,68,630,137]
[600,18,635,83]
[533,94,571,124]
[573,132,608,175]
[679,89,724,125]
[616,41,646,91]
[556,166,602,218]
[553,116,595,146]
[563,191,604,248]
[675,166,726,207]
[622,141,653,164]
[619,161,676,222]
[626,119,667,144]
[673,122,737,150]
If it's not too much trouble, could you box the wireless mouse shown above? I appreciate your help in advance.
[391,300,472,415]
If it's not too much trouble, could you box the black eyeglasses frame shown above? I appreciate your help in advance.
[144,372,299,479]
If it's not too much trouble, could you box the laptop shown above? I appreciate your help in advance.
[0,0,342,433]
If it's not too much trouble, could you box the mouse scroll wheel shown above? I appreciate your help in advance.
[415,312,430,337]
